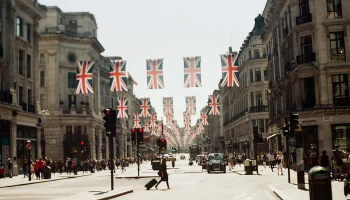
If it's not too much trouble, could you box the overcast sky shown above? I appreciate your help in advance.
[39,0,267,127]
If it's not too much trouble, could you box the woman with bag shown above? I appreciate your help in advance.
[155,157,170,190]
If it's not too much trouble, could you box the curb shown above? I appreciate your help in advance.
[115,176,159,179]
[96,190,133,200]
[0,174,92,188]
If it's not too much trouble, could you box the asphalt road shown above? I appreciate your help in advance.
[2,154,330,200]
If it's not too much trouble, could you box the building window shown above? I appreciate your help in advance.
[332,74,349,106]
[40,53,45,64]
[301,35,312,55]
[40,71,45,87]
[327,0,342,19]
[330,32,346,62]
[248,51,252,60]
[250,92,254,107]
[258,119,264,133]
[332,124,350,151]
[68,72,76,88]
[18,50,24,75]
[263,68,268,81]
[40,94,45,109]
[255,68,261,82]
[250,69,253,82]
[28,89,32,104]
[18,86,23,103]
[16,17,23,37]
[263,48,267,58]
[27,55,31,78]
[254,49,260,59]
[299,0,310,16]
[68,95,76,109]
[255,91,263,107]
[302,77,316,109]
[26,23,31,42]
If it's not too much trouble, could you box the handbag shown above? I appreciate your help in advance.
[157,170,162,177]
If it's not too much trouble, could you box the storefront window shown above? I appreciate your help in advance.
[16,125,37,174]
[332,124,350,151]
[0,120,10,165]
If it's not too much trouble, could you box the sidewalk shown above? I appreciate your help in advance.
[0,163,140,188]
[232,164,345,200]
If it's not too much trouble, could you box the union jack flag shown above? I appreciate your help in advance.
[116,97,128,118]
[110,60,128,92]
[76,61,94,94]
[163,97,174,116]
[200,111,209,126]
[166,112,173,126]
[156,120,163,134]
[183,112,191,132]
[143,120,151,132]
[183,56,202,88]
[185,96,196,115]
[220,52,240,87]
[146,59,165,89]
[150,113,157,134]
[133,113,141,128]
[208,94,220,115]
[139,98,151,117]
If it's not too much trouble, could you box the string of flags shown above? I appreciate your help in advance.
[74,52,239,145]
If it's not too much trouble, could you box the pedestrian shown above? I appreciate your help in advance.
[268,151,275,172]
[7,158,13,178]
[155,157,170,190]
[23,159,28,178]
[121,159,126,172]
[276,151,283,175]
[262,153,267,169]
[319,150,330,172]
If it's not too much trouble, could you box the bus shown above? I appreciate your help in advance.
[189,144,200,160]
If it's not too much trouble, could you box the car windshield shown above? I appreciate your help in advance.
[208,154,223,161]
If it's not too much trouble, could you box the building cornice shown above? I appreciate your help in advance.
[14,0,46,19]
[39,34,105,53]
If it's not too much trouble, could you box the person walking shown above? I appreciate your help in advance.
[155,157,170,190]
[276,151,283,175]
[121,159,126,172]
[7,158,13,178]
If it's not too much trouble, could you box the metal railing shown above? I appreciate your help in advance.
[296,14,312,25]
[0,91,12,104]
[249,106,268,113]
[297,53,316,64]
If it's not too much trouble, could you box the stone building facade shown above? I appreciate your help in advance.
[263,0,350,162]
[222,15,269,158]
[38,6,136,162]
[0,0,45,176]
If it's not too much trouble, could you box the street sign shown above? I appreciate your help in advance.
[25,142,32,150]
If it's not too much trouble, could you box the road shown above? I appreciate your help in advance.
[1,154,344,200]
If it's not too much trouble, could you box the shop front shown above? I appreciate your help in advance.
[296,125,318,170]
[16,125,37,174]
[332,124,350,152]
[0,120,10,166]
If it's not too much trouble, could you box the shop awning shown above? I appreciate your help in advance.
[267,133,280,140]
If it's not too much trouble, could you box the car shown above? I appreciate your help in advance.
[207,153,226,173]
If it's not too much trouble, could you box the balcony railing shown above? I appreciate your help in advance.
[333,98,350,107]
[232,109,248,121]
[28,104,35,113]
[297,53,316,64]
[0,91,12,104]
[249,106,268,113]
[20,102,27,111]
[296,14,312,25]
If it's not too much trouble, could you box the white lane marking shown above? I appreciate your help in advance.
[233,193,246,199]
[268,184,291,200]
[265,190,275,200]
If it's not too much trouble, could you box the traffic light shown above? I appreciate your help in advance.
[138,151,141,157]
[80,141,85,146]
[131,129,136,145]
[160,139,167,149]
[137,128,144,144]
[253,125,258,142]
[228,140,232,148]
[282,123,289,136]
[290,112,299,130]
[103,109,117,137]
[171,147,176,153]
[257,133,264,143]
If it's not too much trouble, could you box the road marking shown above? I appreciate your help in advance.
[265,190,276,200]
[268,184,290,200]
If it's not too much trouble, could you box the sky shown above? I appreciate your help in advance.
[39,0,267,127]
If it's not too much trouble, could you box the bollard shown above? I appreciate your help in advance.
[308,166,332,200]
[245,160,253,175]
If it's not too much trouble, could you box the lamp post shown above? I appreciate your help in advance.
[25,140,32,181]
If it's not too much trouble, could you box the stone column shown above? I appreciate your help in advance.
[89,127,96,160]
[318,70,328,105]
[36,127,42,159]
[97,129,102,160]
[11,121,18,176]
[105,135,109,160]
[318,123,332,156]
[113,137,117,159]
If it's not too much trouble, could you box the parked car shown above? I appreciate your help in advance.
[207,153,226,173]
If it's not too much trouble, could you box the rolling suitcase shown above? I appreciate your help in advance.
[145,179,158,190]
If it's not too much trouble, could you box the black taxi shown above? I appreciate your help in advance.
[207,153,226,173]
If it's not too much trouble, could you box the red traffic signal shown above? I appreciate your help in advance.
[80,141,85,146]
[131,128,135,133]
[161,139,165,143]
[138,128,143,133]
[104,109,110,115]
